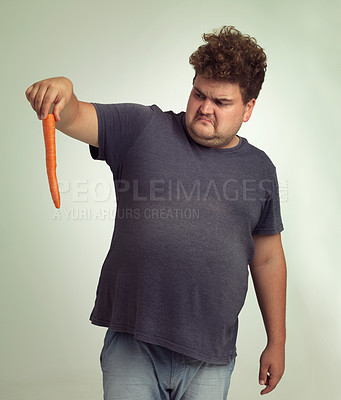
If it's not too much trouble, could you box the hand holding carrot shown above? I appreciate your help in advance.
[25,77,73,122]
[26,77,98,146]
[26,78,69,208]
[26,77,98,207]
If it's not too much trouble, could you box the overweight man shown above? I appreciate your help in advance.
[26,25,287,400]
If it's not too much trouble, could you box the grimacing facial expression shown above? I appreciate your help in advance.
[185,75,256,149]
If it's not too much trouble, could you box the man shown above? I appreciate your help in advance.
[26,26,286,399]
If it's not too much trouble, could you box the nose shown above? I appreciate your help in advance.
[200,99,213,115]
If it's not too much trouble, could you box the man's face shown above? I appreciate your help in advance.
[185,75,256,149]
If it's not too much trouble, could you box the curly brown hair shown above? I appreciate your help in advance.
[189,26,267,104]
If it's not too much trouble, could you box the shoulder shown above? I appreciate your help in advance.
[151,105,185,120]
[147,106,186,131]
[241,137,277,172]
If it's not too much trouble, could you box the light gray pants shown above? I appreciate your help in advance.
[100,330,235,400]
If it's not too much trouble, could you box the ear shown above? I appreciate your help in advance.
[243,99,256,122]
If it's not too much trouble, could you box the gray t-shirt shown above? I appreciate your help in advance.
[89,103,284,364]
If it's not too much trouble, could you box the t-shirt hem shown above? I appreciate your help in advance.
[253,224,284,235]
[90,318,236,365]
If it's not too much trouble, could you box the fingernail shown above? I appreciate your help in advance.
[260,380,265,385]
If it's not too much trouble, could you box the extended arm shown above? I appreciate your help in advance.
[26,77,98,147]
[249,232,287,395]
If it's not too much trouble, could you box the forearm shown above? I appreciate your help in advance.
[250,255,287,345]
[53,80,98,146]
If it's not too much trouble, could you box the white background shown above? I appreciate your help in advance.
[1,0,340,399]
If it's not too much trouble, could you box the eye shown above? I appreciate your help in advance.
[215,100,229,107]
[194,91,205,100]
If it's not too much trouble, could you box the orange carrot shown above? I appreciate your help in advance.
[42,114,60,208]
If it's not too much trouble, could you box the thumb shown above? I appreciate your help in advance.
[259,362,269,385]
[53,98,66,122]
[48,103,55,114]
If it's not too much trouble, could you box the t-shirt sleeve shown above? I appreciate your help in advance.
[252,167,284,235]
[89,103,154,173]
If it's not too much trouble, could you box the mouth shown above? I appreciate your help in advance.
[196,116,214,126]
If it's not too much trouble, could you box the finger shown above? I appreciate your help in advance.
[26,84,41,117]
[25,83,36,104]
[260,383,277,395]
[260,374,279,395]
[25,85,34,100]
[40,86,57,120]
[32,81,56,119]
[259,362,269,386]
[33,84,51,119]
